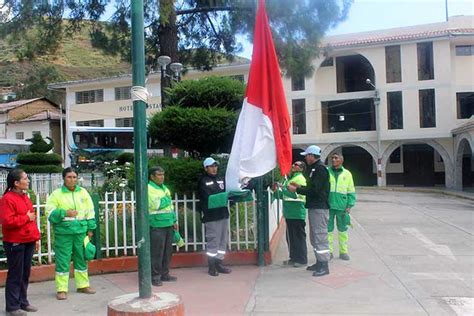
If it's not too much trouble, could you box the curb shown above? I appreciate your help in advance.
[357,186,474,201]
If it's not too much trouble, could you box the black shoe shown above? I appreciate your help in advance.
[306,262,319,271]
[161,275,178,282]
[339,253,350,261]
[152,280,163,286]
[283,259,294,265]
[215,259,232,274]
[313,261,329,277]
[208,257,219,277]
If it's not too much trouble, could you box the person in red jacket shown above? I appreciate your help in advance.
[0,169,40,316]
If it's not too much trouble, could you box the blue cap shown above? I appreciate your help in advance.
[203,157,219,168]
[300,145,322,156]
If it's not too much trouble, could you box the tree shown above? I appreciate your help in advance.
[0,0,352,78]
[148,75,244,157]
[14,65,64,102]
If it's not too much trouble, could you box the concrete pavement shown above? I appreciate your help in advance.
[1,190,472,315]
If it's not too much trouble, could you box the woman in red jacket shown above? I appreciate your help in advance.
[0,169,40,316]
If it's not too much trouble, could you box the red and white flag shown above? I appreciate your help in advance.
[225,0,292,191]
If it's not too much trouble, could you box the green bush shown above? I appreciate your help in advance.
[148,106,237,157]
[17,152,62,165]
[166,76,245,111]
[20,164,63,173]
[116,152,134,165]
[147,157,204,194]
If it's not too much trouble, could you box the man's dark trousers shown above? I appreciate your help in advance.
[150,226,173,282]
[4,241,35,312]
[285,219,307,264]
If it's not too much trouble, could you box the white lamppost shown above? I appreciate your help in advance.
[366,78,382,187]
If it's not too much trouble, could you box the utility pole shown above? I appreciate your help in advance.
[131,0,151,299]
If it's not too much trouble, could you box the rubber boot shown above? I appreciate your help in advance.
[215,259,232,274]
[208,257,219,277]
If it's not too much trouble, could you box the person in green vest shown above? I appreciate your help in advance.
[273,161,307,267]
[45,167,96,300]
[148,166,178,287]
[328,153,356,261]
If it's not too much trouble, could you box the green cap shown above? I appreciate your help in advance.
[83,236,96,260]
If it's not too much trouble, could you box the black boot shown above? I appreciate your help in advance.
[215,259,232,274]
[313,261,329,277]
[208,257,219,277]
[306,261,320,271]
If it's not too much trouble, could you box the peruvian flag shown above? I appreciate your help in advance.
[225,0,292,191]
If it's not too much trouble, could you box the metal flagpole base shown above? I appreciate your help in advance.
[107,292,184,316]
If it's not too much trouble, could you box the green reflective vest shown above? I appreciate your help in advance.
[328,166,356,211]
[46,185,96,235]
[148,181,176,228]
[275,172,307,220]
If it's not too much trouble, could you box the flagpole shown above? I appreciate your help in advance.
[256,176,265,266]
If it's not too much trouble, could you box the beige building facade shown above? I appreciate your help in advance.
[51,16,474,190]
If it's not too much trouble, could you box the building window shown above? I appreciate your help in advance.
[322,98,375,133]
[292,99,306,134]
[385,45,401,83]
[115,117,134,127]
[32,131,41,136]
[455,45,474,56]
[457,92,474,119]
[320,57,334,67]
[387,91,403,129]
[336,55,375,93]
[75,89,104,104]
[417,42,434,81]
[15,132,24,139]
[115,87,131,100]
[291,74,305,91]
[389,147,401,164]
[419,89,436,128]
[76,120,104,127]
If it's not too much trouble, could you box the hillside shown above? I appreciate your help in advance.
[0,22,132,88]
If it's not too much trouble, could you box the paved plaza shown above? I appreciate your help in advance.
[1,189,473,315]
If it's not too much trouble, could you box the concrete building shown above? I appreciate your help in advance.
[50,16,474,190]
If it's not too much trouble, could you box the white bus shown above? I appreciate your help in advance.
[0,139,31,169]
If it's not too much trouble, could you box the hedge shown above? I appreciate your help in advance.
[19,165,63,174]
[16,153,62,165]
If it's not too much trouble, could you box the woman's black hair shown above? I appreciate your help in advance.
[62,167,78,179]
[4,169,26,195]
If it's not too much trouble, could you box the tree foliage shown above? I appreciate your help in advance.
[25,134,54,153]
[148,106,237,158]
[0,0,352,78]
[14,65,64,102]
[166,76,245,110]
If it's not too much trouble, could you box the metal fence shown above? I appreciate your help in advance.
[0,172,104,199]
[0,190,277,265]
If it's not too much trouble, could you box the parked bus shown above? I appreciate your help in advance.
[67,126,164,166]
[0,139,31,169]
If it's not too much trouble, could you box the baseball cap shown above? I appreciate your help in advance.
[300,145,322,156]
[203,157,219,168]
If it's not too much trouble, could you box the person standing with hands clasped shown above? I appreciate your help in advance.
[148,166,178,287]
[288,145,331,277]
[0,169,40,315]
[328,153,356,261]
[46,167,96,300]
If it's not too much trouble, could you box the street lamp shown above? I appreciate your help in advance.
[366,78,382,187]
[157,56,183,109]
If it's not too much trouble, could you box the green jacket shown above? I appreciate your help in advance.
[148,181,176,228]
[328,166,356,211]
[275,172,307,220]
[46,185,96,235]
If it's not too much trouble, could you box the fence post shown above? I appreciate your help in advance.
[92,193,102,259]
[256,177,266,266]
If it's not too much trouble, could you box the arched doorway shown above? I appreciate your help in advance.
[324,145,377,186]
[382,141,453,187]
[456,138,474,191]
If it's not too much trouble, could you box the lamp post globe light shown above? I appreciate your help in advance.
[158,55,171,109]
[366,78,382,187]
